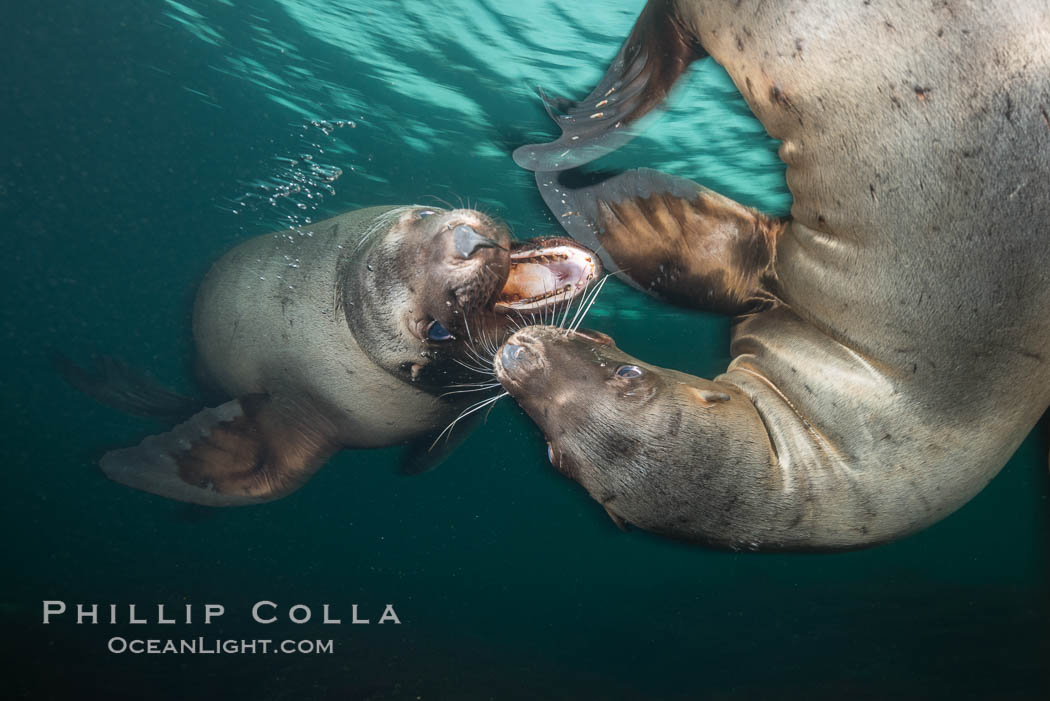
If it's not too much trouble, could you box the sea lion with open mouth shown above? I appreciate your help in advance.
[502,0,1050,549]
[62,205,599,505]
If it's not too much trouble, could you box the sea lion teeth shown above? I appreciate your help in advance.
[497,240,603,312]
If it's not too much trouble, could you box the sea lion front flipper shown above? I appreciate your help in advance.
[537,167,785,313]
[398,413,483,476]
[100,395,338,506]
[513,0,705,172]
[603,504,631,532]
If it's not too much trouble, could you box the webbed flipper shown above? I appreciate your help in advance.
[54,353,202,422]
[100,394,337,506]
[537,167,784,313]
[603,504,631,533]
[513,0,705,172]
[399,412,483,476]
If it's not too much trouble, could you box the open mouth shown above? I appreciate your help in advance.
[495,237,601,313]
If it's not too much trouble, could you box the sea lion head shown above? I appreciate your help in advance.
[494,325,737,519]
[344,207,601,391]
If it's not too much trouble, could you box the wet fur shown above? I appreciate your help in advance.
[512,0,1050,549]
[101,206,511,505]
[595,186,782,312]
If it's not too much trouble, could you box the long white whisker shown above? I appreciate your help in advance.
[465,343,489,363]
[546,278,557,326]
[558,292,575,330]
[454,358,494,376]
[569,271,609,333]
[576,272,613,326]
[444,378,500,389]
[455,353,489,369]
[443,383,499,392]
[481,326,500,356]
[483,396,504,421]
[429,391,509,449]
[465,339,497,369]
[463,311,476,347]
[424,195,455,210]
[566,279,593,333]
[438,383,502,398]
[571,274,610,332]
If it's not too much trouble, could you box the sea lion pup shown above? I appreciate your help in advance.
[64,206,599,505]
[501,0,1050,549]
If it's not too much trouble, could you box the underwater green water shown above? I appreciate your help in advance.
[2,1,1046,699]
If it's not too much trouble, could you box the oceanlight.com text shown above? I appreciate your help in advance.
[107,637,334,655]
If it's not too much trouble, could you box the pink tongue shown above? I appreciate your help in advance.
[548,261,580,285]
[517,263,558,290]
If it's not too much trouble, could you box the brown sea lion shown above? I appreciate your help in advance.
[65,206,599,505]
[500,0,1050,549]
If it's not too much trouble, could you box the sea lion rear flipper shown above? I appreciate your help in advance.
[100,394,338,506]
[53,352,202,422]
[537,167,784,313]
[512,0,705,172]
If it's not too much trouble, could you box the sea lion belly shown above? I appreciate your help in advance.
[691,1,1050,395]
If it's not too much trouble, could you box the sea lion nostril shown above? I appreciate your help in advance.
[499,343,527,371]
[454,224,499,258]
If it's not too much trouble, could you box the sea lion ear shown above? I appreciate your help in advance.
[572,328,615,346]
[513,0,705,172]
[686,386,732,407]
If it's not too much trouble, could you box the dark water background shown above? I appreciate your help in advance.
[2,1,1047,699]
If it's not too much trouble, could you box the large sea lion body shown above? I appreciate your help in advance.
[502,0,1050,549]
[193,207,467,451]
[87,205,599,505]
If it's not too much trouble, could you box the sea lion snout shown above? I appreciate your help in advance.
[432,209,510,252]
[495,326,632,402]
[453,224,502,258]
[494,330,549,385]
[342,206,601,391]
[494,325,675,508]
[423,210,512,326]
[428,209,511,262]
[499,343,528,372]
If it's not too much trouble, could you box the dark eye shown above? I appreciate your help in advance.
[427,320,454,342]
[615,365,643,378]
[417,209,436,219]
